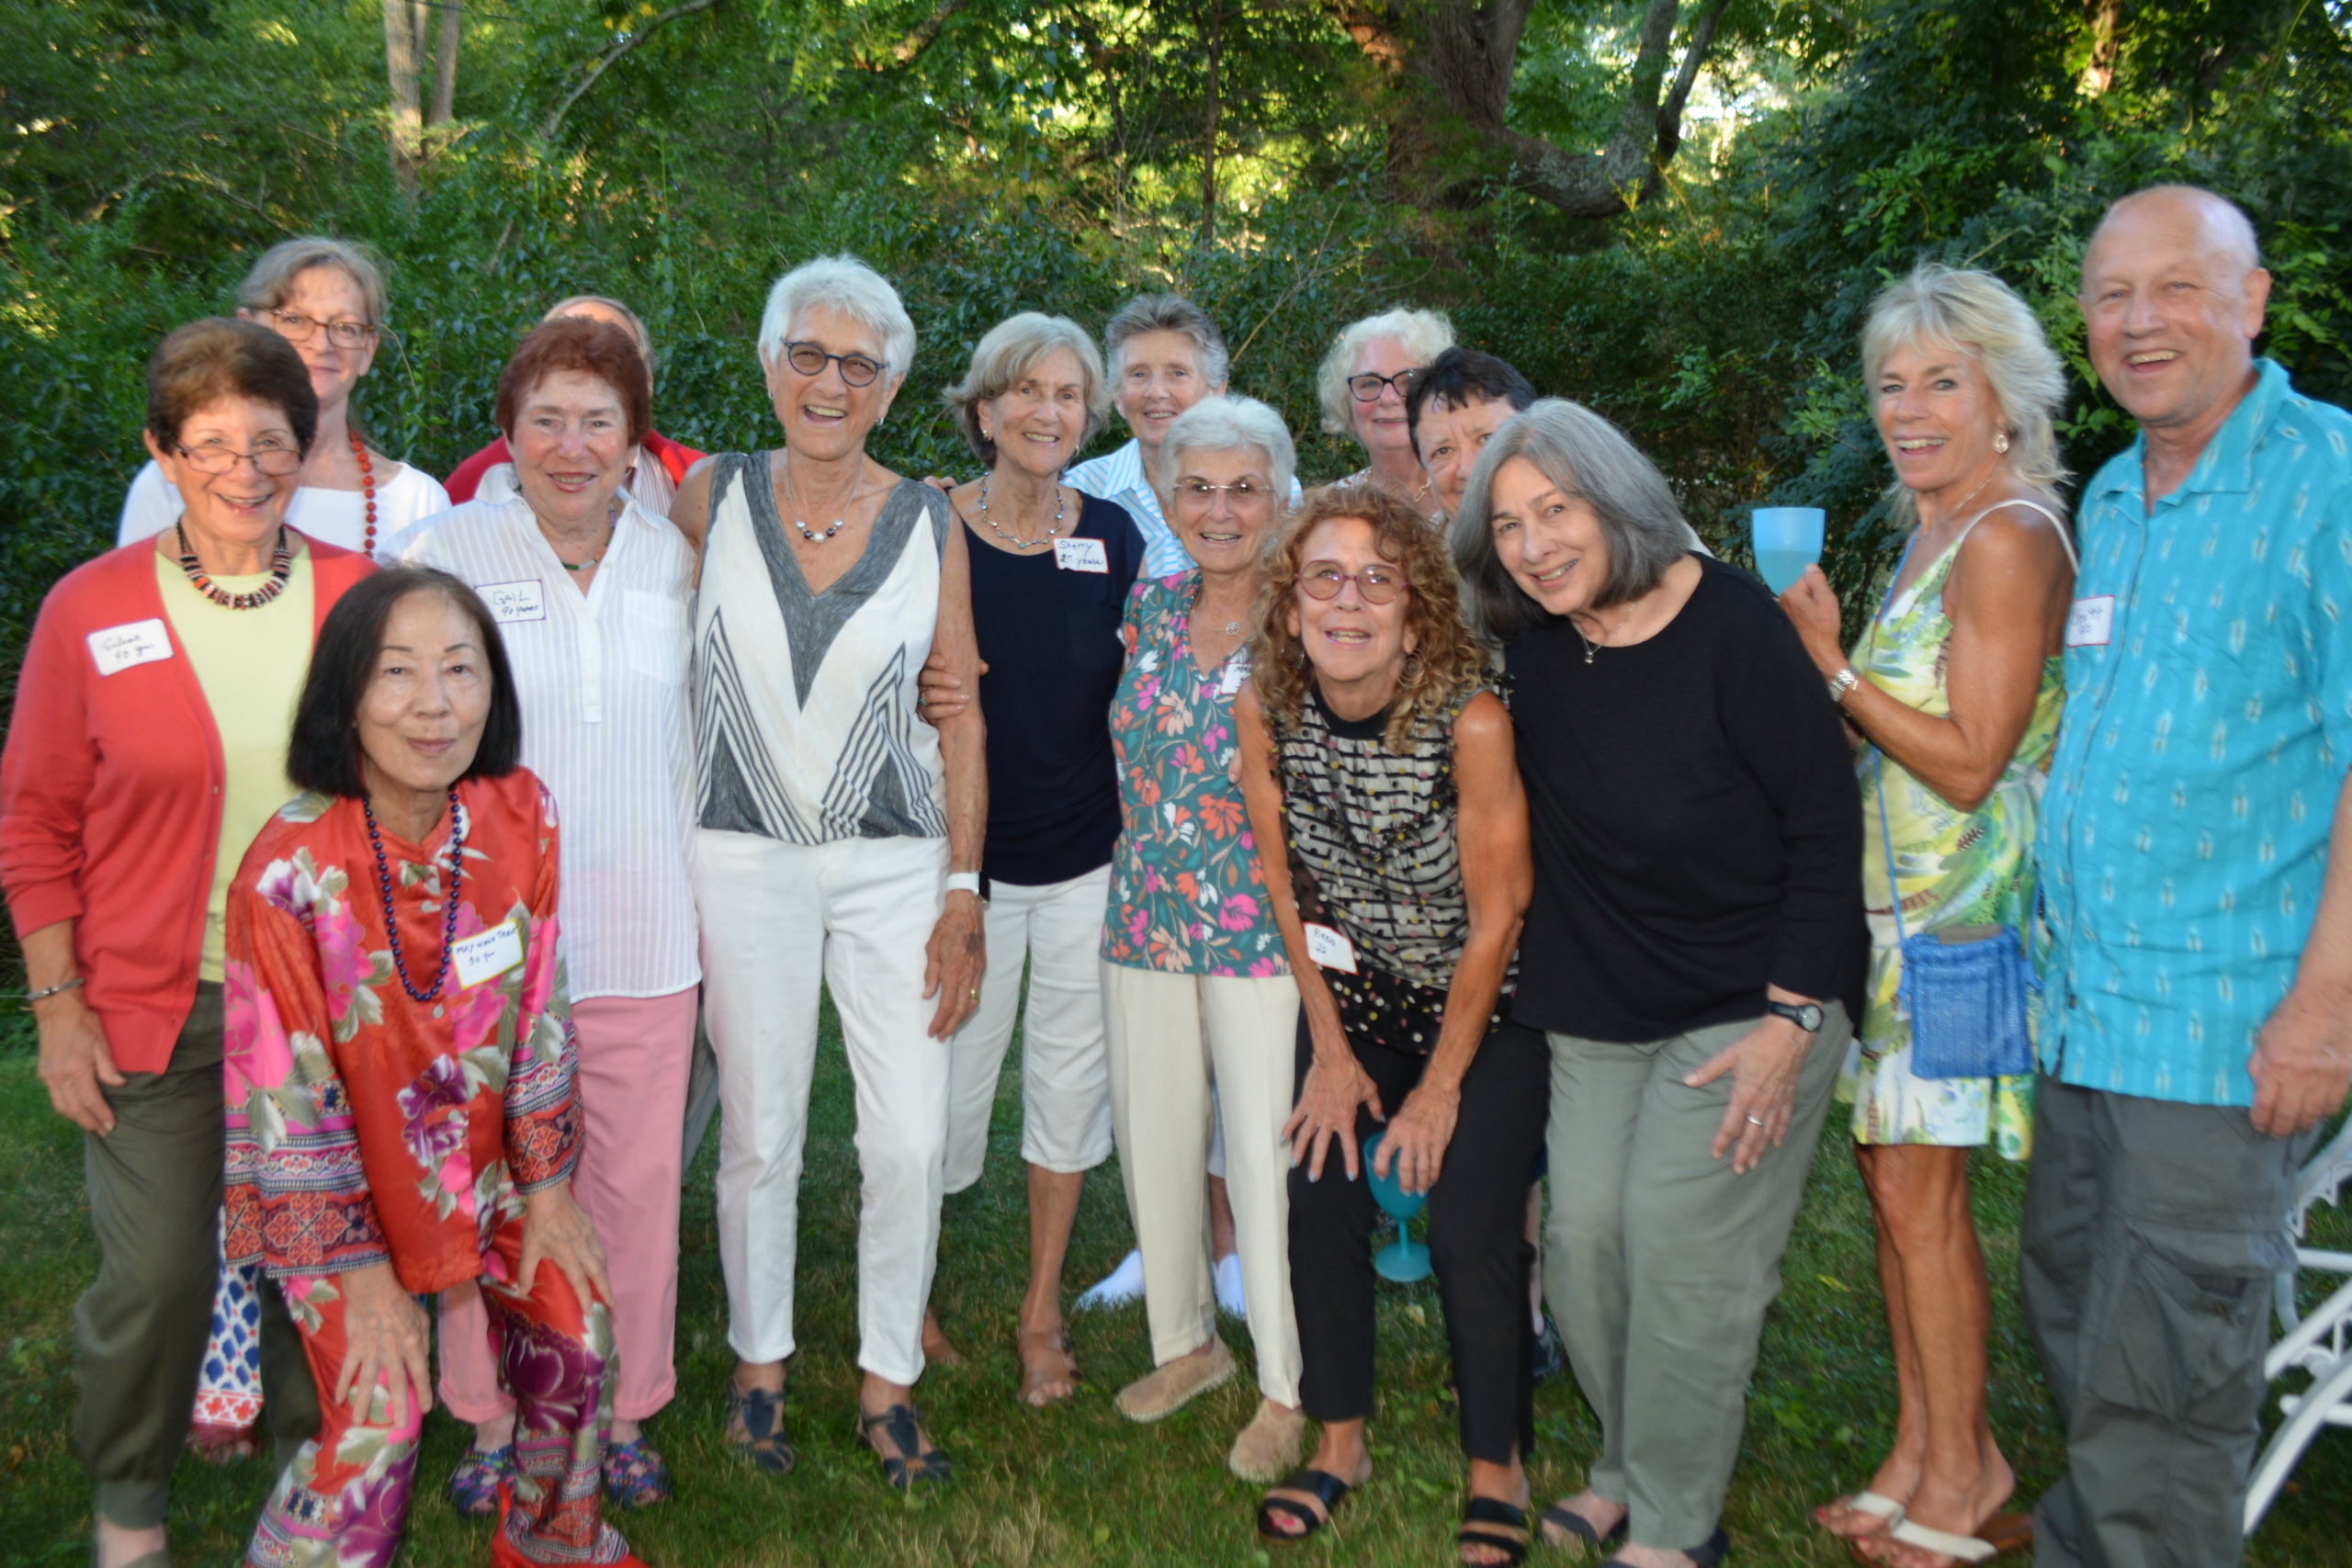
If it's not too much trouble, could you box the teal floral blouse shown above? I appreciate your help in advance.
[1102,571,1289,978]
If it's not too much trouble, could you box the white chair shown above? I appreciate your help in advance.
[2245,1113,2352,1535]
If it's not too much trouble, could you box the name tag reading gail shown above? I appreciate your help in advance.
[1304,922,1359,974]
[2066,595,2114,649]
[87,618,175,677]
[479,581,547,625]
[452,919,525,990]
[1217,660,1250,698]
[1054,537,1109,573]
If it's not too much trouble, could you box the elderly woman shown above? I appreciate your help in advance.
[443,296,707,514]
[1317,308,1455,513]
[1066,293,1235,580]
[118,238,449,558]
[912,313,1146,1404]
[0,318,377,1568]
[224,566,638,1568]
[1234,484,1547,1563]
[391,317,701,1509]
[1778,264,2074,1568]
[1453,400,1866,1568]
[1098,393,1306,1482]
[1408,348,1537,523]
[666,254,986,1487]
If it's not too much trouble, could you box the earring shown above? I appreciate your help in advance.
[1994,429,2011,455]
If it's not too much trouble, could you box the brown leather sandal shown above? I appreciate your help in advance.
[1016,1324,1080,1407]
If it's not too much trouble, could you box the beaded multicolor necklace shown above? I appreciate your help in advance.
[175,522,293,609]
[363,788,468,1002]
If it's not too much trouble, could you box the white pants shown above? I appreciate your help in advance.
[1102,962,1302,1404]
[944,865,1115,1191]
[694,829,952,1386]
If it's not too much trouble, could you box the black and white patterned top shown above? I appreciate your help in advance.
[1274,686,1511,1054]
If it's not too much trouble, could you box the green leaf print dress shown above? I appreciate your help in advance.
[1838,501,2073,1161]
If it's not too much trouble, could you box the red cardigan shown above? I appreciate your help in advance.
[0,537,376,1073]
[444,428,705,504]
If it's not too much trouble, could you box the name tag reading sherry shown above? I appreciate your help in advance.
[1304,922,1359,974]
[1217,659,1250,698]
[480,581,547,625]
[87,618,175,677]
[2065,595,2115,649]
[1054,537,1109,573]
[452,919,525,990]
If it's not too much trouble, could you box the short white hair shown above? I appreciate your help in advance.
[757,255,916,378]
[942,312,1110,464]
[1157,395,1297,508]
[1317,308,1455,434]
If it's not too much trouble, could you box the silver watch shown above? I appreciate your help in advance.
[1826,666,1860,704]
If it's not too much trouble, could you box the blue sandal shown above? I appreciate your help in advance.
[726,1386,796,1474]
[447,1445,513,1517]
[603,1438,671,1508]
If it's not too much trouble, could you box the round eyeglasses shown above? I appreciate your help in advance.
[783,340,886,387]
[1298,563,1406,604]
[1346,368,1420,403]
[265,309,378,350]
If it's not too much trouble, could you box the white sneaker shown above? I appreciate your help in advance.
[1075,1248,1146,1311]
[1215,1253,1248,1320]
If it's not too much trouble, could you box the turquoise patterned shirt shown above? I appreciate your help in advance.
[2036,360,2352,1106]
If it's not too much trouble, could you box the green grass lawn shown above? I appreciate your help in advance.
[4,1002,2347,1567]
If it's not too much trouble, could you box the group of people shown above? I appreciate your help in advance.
[4,179,2346,1568]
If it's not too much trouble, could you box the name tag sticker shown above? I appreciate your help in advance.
[86,618,174,677]
[480,581,546,625]
[1217,660,1250,698]
[452,919,526,990]
[1304,922,1359,974]
[1054,537,1110,573]
[2066,595,2115,649]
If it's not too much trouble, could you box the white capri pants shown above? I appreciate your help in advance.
[694,828,952,1387]
[944,864,1116,1190]
[1102,961,1302,1405]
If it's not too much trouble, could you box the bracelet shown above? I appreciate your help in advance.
[24,976,85,1004]
[1826,666,1860,704]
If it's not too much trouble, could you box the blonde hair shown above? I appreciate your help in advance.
[1862,263,2068,528]
[942,312,1110,464]
[1251,481,1490,755]
[1316,308,1456,435]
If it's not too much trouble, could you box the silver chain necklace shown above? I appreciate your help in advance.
[978,473,1066,550]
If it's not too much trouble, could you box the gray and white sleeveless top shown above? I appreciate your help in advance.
[693,453,951,842]
[1274,687,1511,1053]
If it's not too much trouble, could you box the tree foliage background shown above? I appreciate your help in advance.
[4,0,2350,682]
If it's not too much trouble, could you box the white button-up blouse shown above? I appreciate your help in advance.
[388,466,700,999]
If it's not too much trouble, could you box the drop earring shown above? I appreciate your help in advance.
[1994,428,2011,455]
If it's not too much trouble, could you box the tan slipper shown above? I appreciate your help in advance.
[1227,1397,1308,1483]
[1114,1337,1236,1422]
[1016,1325,1080,1407]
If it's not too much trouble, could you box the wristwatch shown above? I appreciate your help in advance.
[1767,999,1825,1032]
[1826,666,1860,704]
[945,872,989,905]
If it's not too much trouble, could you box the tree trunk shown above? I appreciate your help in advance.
[382,0,424,193]
[429,0,461,128]
[1200,1,1223,246]
[2079,0,2122,96]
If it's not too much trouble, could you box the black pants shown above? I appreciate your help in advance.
[1287,1012,1549,1464]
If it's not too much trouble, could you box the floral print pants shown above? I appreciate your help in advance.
[245,1213,632,1568]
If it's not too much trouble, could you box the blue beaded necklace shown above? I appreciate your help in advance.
[363,787,467,1002]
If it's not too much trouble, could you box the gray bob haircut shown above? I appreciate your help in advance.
[1317,307,1455,434]
[1451,399,1691,645]
[543,295,657,377]
[237,236,390,328]
[1104,293,1229,389]
[1157,395,1297,511]
[1862,262,2068,526]
[757,255,916,378]
[943,312,1110,465]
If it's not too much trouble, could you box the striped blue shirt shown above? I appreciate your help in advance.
[2036,359,2352,1106]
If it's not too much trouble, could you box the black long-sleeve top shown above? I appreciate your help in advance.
[1504,555,1867,1043]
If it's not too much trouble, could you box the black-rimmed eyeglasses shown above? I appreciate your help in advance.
[1346,368,1420,402]
[781,340,886,387]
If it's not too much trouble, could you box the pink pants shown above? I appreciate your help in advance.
[439,987,697,1424]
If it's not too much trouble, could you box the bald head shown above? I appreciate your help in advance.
[2078,184,2271,445]
[2084,186,2261,284]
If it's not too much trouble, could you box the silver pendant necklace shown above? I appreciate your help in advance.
[978,473,1066,550]
[1572,616,1605,664]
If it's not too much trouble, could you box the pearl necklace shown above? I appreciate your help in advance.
[978,473,1066,551]
[363,788,467,1003]
[783,465,848,544]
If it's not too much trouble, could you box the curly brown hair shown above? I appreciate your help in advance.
[1250,480,1492,755]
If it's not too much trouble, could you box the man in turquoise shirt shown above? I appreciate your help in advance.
[2025,186,2352,1567]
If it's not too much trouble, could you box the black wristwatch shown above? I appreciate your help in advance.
[1767,999,1825,1033]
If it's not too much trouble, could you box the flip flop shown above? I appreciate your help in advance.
[1257,1468,1355,1542]
[1875,1515,2032,1565]
[1819,1490,1907,1532]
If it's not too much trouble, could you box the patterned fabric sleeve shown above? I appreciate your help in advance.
[223,838,390,1279]
[503,782,581,1193]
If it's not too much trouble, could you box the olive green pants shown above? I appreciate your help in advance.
[77,985,317,1529]
[1541,1006,1849,1553]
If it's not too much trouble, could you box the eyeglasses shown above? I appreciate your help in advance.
[1173,478,1272,504]
[782,340,886,387]
[1346,368,1420,403]
[1298,563,1406,604]
[265,309,377,350]
[175,437,303,476]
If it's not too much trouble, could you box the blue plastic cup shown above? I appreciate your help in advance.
[1361,1130,1432,1282]
[1751,506,1826,595]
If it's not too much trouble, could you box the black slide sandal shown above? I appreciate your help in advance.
[1256,1469,1355,1542]
[1459,1496,1532,1566]
[1541,1503,1628,1552]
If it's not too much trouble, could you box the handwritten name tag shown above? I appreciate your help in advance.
[1304,922,1359,974]
[2066,595,2115,649]
[1054,537,1110,573]
[480,581,547,625]
[87,618,174,677]
[452,919,525,990]
[1217,658,1250,698]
